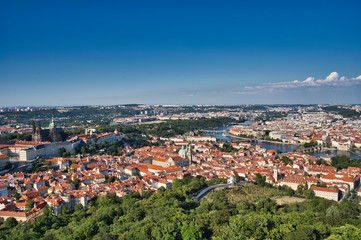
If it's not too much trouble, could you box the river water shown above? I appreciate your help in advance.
[207,125,361,160]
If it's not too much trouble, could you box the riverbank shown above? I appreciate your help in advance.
[224,131,299,146]
[206,125,361,159]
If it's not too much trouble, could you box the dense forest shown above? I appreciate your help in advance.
[1,175,361,240]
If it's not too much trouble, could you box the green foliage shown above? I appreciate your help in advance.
[58,147,71,157]
[4,217,18,229]
[234,172,245,182]
[25,200,34,212]
[96,117,234,139]
[27,158,48,173]
[304,140,318,148]
[181,220,202,240]
[103,176,119,184]
[316,158,329,166]
[254,173,266,186]
[70,178,81,189]
[1,178,361,239]
[304,189,315,199]
[0,132,32,142]
[326,205,340,218]
[280,156,293,166]
[219,142,237,152]
[44,161,51,167]
[12,191,21,200]
[331,155,361,170]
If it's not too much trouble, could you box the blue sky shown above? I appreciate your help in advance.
[0,0,360,106]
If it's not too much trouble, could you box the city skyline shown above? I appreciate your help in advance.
[1,0,361,107]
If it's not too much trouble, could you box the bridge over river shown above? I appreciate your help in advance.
[200,129,225,133]
[298,145,324,153]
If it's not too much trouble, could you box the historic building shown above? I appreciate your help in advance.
[32,118,67,142]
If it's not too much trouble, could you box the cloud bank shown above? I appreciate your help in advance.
[234,72,361,94]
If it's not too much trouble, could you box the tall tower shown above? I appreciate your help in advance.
[187,145,193,166]
[273,164,279,182]
[49,115,55,128]
[49,116,63,142]
[32,121,36,135]
[49,116,56,141]
[32,122,43,142]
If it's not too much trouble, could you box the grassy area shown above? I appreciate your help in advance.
[272,196,306,205]
[206,183,287,204]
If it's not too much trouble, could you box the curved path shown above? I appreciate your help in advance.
[195,181,249,201]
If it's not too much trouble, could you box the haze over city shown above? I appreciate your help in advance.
[1,0,361,106]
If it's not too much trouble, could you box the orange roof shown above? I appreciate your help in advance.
[15,141,50,146]
[0,211,29,217]
[153,157,168,162]
[322,173,356,183]
[311,186,339,193]
[0,145,11,149]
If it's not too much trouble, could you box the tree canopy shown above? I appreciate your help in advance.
[1,177,361,239]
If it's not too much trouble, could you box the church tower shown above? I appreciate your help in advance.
[273,164,279,182]
[49,116,63,142]
[32,121,36,135]
[49,116,55,129]
[32,122,43,142]
[49,116,56,142]
[186,145,193,166]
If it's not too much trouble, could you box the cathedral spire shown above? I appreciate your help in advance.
[32,121,36,133]
[49,115,55,128]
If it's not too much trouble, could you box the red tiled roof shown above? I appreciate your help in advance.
[311,186,339,193]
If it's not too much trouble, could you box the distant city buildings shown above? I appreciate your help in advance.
[229,111,361,151]
[0,105,360,221]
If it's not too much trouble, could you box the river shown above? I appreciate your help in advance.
[206,124,361,160]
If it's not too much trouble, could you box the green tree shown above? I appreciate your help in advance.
[304,189,315,199]
[58,147,66,157]
[256,198,277,213]
[254,173,266,186]
[12,191,21,200]
[103,176,119,184]
[25,200,34,212]
[284,225,317,240]
[297,184,305,195]
[304,140,318,148]
[326,205,340,218]
[4,217,18,228]
[181,220,203,240]
[280,156,293,166]
[44,160,51,168]
[71,178,81,189]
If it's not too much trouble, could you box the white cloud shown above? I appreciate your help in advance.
[233,72,361,94]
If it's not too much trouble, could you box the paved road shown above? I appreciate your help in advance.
[195,181,249,201]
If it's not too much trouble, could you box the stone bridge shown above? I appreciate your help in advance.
[299,145,324,153]
[200,129,224,133]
